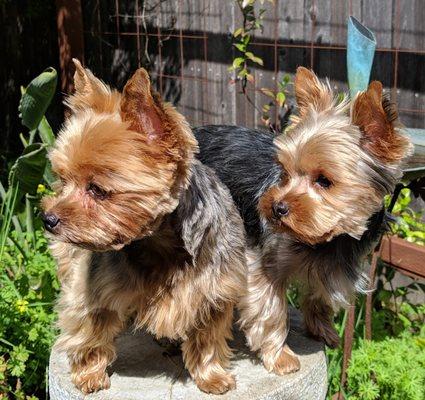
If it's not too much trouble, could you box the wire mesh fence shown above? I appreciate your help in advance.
[80,0,424,130]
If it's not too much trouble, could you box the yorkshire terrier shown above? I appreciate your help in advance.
[195,67,411,375]
[41,59,246,394]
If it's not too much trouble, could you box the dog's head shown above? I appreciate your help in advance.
[41,60,197,251]
[259,67,412,245]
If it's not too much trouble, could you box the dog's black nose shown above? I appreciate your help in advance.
[41,212,60,232]
[272,202,289,218]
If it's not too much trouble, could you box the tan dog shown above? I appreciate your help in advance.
[42,60,246,394]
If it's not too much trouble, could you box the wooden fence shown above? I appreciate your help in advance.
[69,0,424,131]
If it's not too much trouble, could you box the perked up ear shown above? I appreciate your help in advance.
[294,67,334,116]
[72,58,104,93]
[120,68,165,139]
[67,58,119,113]
[351,81,412,164]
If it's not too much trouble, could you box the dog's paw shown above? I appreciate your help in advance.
[263,345,301,375]
[196,372,236,394]
[72,369,110,394]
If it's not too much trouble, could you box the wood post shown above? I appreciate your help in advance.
[338,304,356,399]
[365,249,381,340]
[55,0,84,94]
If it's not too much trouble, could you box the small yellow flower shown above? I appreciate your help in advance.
[15,299,29,313]
[37,184,46,194]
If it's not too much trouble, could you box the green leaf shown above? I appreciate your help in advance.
[8,144,48,204]
[43,160,56,189]
[282,74,291,84]
[37,116,55,147]
[245,52,264,65]
[19,67,57,130]
[252,56,264,65]
[276,91,286,107]
[237,68,248,78]
[278,75,291,90]
[233,27,244,37]
[234,43,246,52]
[8,344,29,377]
[232,57,245,69]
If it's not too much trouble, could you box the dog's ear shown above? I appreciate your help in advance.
[351,81,412,164]
[72,58,104,94]
[67,58,118,113]
[120,68,165,139]
[294,67,334,116]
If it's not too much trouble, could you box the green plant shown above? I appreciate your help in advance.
[0,230,58,399]
[229,0,291,131]
[326,256,425,399]
[230,0,267,83]
[1,67,57,260]
[305,187,425,399]
[0,68,58,399]
[346,335,425,400]
[387,188,425,245]
[373,264,425,341]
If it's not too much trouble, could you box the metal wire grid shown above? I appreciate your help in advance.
[83,0,424,128]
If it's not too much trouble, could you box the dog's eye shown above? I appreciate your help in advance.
[87,182,108,200]
[315,174,332,188]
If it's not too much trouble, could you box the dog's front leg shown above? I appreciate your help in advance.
[239,256,300,375]
[57,306,125,394]
[301,288,339,348]
[182,303,236,395]
[55,254,133,394]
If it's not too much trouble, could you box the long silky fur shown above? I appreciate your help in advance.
[195,125,282,245]
[195,125,397,304]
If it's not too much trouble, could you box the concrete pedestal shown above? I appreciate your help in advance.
[49,309,327,400]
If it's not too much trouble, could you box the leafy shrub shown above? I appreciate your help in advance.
[388,188,425,246]
[372,282,425,340]
[0,68,58,399]
[346,335,425,400]
[0,230,58,399]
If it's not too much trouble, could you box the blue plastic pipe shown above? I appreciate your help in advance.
[347,16,377,98]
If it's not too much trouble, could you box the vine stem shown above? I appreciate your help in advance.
[234,0,280,134]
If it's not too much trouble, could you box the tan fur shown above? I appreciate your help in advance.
[42,61,197,251]
[43,61,245,395]
[182,303,236,393]
[351,80,412,164]
[239,248,300,375]
[259,68,411,245]
[294,67,338,119]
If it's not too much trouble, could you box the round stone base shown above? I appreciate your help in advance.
[49,309,327,400]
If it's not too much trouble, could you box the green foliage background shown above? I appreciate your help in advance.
[1,231,58,399]
[1,68,58,399]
